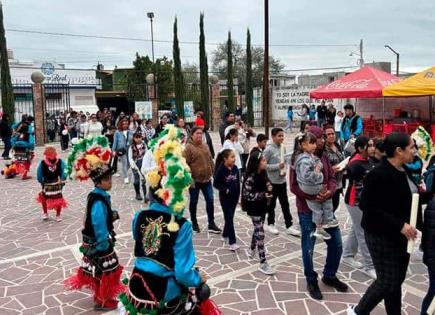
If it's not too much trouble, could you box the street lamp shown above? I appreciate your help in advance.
[262,0,270,136]
[385,45,400,77]
[147,12,156,98]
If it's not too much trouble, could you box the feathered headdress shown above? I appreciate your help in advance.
[66,136,113,182]
[146,124,192,231]
[411,126,433,161]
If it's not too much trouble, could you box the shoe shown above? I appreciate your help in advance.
[307,282,323,300]
[321,276,348,292]
[144,197,150,204]
[258,262,275,275]
[266,224,279,235]
[55,215,62,222]
[22,175,32,180]
[286,225,301,237]
[347,306,357,315]
[313,227,331,240]
[113,173,121,177]
[229,243,240,251]
[94,298,118,311]
[135,193,143,201]
[342,257,363,269]
[192,222,200,233]
[208,223,222,234]
[246,248,257,260]
[222,236,229,244]
[124,178,129,184]
[362,268,377,280]
[323,218,339,229]
[41,213,49,221]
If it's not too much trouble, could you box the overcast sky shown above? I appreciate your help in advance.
[2,0,434,75]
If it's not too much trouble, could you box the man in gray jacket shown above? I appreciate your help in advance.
[263,128,300,236]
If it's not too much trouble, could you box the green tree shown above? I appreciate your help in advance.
[0,3,14,122]
[211,41,284,88]
[226,31,234,112]
[246,29,254,126]
[127,53,153,101]
[154,57,174,106]
[199,13,210,124]
[173,17,184,118]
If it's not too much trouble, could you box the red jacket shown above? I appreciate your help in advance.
[290,151,337,215]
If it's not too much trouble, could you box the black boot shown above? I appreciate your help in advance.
[142,185,149,203]
[134,184,143,201]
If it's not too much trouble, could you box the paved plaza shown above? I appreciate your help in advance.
[0,131,428,315]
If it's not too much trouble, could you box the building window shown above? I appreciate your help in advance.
[75,95,94,105]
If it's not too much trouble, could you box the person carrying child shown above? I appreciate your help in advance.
[242,150,275,275]
[293,132,339,240]
[213,149,241,251]
[128,132,148,202]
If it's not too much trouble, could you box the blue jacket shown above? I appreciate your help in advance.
[90,187,112,251]
[112,130,133,152]
[37,159,67,184]
[341,114,363,141]
[11,124,35,150]
[287,110,293,120]
[132,203,201,302]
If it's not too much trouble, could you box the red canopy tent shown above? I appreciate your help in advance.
[310,66,400,99]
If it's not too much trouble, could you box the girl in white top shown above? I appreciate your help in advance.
[334,110,344,140]
[86,114,103,138]
[222,128,244,170]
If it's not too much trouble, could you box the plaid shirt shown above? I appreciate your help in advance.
[143,127,155,142]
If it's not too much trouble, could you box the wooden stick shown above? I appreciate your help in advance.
[279,144,285,176]
[407,193,419,254]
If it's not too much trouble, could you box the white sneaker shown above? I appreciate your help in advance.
[124,178,129,184]
[342,257,363,269]
[323,218,339,229]
[313,227,331,240]
[246,248,257,260]
[113,173,121,177]
[362,268,377,280]
[286,225,301,237]
[266,224,279,235]
[347,305,357,315]
[229,243,240,251]
[258,262,275,275]
[41,213,49,221]
[56,215,63,222]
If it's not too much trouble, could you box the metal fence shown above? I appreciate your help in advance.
[13,84,34,122]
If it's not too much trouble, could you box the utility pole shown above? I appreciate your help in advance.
[263,0,270,136]
[359,39,364,68]
[147,12,156,98]
[385,45,400,76]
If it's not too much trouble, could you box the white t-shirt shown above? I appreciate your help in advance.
[334,116,343,132]
[87,121,103,138]
[222,139,244,169]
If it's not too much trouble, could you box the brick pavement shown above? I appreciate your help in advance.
[0,130,428,314]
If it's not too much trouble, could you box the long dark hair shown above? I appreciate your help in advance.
[214,149,234,174]
[225,128,238,141]
[291,132,317,165]
[245,151,265,178]
[350,136,370,160]
[383,132,411,158]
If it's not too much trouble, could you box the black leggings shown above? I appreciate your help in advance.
[250,216,266,263]
[355,233,409,315]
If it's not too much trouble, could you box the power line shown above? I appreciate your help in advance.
[7,28,358,48]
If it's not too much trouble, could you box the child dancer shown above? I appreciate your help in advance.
[293,132,338,240]
[213,149,240,251]
[242,150,275,275]
[127,132,148,202]
[36,146,67,221]
[64,136,123,311]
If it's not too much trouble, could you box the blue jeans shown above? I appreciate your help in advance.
[299,212,343,283]
[189,181,215,226]
[422,260,435,315]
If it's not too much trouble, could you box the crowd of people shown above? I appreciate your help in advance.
[2,102,435,314]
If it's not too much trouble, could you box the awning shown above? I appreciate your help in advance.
[383,66,435,97]
[310,66,400,99]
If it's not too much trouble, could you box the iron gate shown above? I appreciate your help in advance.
[43,84,70,142]
[13,84,34,123]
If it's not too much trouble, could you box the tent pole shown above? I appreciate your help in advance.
[430,96,433,125]
[383,97,385,127]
